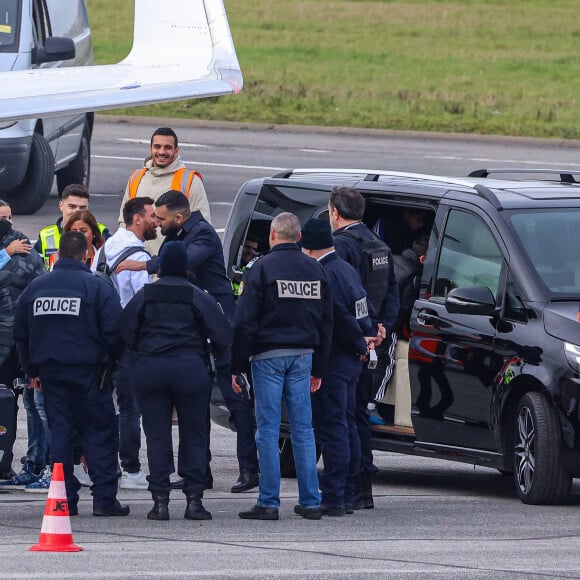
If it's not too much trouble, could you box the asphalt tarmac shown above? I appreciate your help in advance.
[2,410,580,579]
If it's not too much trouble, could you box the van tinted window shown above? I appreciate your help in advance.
[0,0,19,51]
[510,208,580,295]
[435,209,504,297]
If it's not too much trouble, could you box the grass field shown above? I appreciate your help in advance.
[86,0,580,138]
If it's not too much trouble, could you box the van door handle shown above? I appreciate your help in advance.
[417,309,440,327]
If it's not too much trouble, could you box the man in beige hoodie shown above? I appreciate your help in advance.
[118,127,211,255]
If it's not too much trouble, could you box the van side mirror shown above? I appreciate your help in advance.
[32,37,76,65]
[445,286,496,316]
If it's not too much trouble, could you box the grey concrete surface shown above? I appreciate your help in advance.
[2,409,580,579]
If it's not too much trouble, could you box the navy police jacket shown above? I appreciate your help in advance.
[121,276,230,358]
[231,243,333,377]
[319,251,374,358]
[333,222,400,332]
[147,211,235,321]
[13,258,122,376]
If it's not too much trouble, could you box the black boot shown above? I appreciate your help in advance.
[184,494,212,520]
[353,475,374,510]
[147,492,170,521]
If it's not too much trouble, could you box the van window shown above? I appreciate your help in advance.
[509,208,580,296]
[45,0,84,38]
[0,0,19,51]
[32,0,51,48]
[435,210,504,297]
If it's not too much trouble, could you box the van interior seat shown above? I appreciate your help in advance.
[381,339,413,427]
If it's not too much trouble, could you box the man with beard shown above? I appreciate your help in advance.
[117,190,260,494]
[92,197,158,490]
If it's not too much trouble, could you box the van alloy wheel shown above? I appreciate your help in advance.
[512,392,572,505]
[515,405,535,495]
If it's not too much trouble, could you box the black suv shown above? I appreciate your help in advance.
[213,167,580,505]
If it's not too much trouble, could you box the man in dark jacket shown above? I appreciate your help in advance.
[231,212,333,521]
[121,241,230,521]
[330,186,400,510]
[13,232,128,517]
[117,190,259,493]
[301,218,375,516]
[0,200,46,482]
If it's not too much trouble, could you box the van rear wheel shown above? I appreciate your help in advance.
[56,120,91,194]
[513,392,571,504]
[8,133,54,215]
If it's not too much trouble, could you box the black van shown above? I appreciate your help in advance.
[213,167,580,505]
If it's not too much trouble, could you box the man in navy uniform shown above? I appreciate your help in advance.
[231,212,333,521]
[329,187,400,510]
[301,218,375,516]
[14,232,129,517]
[117,190,259,493]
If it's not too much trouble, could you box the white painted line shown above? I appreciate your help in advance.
[215,228,225,233]
[300,148,330,153]
[117,138,209,148]
[210,202,234,206]
[93,155,284,172]
[425,155,577,167]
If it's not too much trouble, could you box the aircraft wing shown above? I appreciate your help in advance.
[0,0,242,122]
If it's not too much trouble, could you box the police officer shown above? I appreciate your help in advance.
[13,232,128,517]
[121,242,230,521]
[329,187,400,510]
[232,212,333,521]
[117,190,260,493]
[301,218,375,516]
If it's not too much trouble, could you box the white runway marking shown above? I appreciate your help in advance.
[94,155,283,172]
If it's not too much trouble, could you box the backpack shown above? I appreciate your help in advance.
[335,228,391,314]
[94,245,150,288]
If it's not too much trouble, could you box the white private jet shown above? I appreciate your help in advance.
[0,0,242,122]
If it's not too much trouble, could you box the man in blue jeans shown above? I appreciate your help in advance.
[231,212,333,521]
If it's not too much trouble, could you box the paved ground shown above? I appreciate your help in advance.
[2,408,580,579]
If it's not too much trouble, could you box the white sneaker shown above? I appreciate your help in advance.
[120,470,149,490]
[73,461,92,487]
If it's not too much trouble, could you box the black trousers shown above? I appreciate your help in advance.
[312,353,362,507]
[134,352,212,496]
[40,364,119,510]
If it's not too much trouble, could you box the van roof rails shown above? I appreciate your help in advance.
[468,168,580,184]
[269,168,503,208]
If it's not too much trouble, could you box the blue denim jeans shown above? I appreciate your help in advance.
[23,387,49,471]
[251,354,320,509]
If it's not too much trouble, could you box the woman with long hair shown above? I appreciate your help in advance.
[63,210,105,267]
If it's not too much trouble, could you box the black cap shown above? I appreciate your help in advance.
[301,218,333,250]
[159,241,188,277]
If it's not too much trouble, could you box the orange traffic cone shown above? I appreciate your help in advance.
[29,463,83,552]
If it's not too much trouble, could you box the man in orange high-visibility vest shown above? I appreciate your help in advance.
[118,127,211,256]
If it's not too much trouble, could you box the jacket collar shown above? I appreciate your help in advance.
[53,257,90,272]
[270,242,300,253]
[144,155,186,176]
[319,250,338,265]
[180,211,204,235]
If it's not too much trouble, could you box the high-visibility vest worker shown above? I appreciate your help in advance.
[127,167,202,200]
[38,223,107,270]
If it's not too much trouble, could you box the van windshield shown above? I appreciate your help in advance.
[0,0,19,52]
[510,208,580,296]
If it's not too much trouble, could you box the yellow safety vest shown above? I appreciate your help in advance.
[127,167,202,199]
[39,222,107,269]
